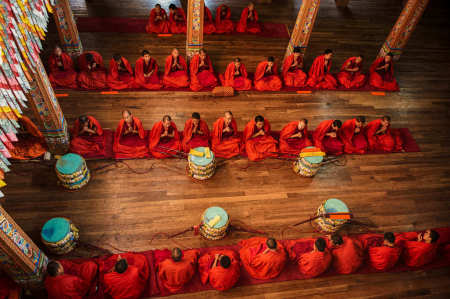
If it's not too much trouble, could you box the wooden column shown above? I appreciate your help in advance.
[53,0,83,56]
[0,205,48,287]
[378,0,429,60]
[186,0,204,59]
[284,0,321,59]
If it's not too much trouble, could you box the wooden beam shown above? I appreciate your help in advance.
[53,0,83,56]
[186,0,204,60]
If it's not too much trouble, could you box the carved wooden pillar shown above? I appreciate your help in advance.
[284,0,321,59]
[53,0,83,56]
[378,0,429,60]
[186,0,204,60]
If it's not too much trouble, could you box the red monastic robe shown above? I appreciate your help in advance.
[169,8,187,34]
[77,51,107,90]
[242,119,278,161]
[338,119,368,154]
[329,236,364,274]
[146,8,170,34]
[198,249,241,291]
[48,52,78,89]
[134,57,162,90]
[279,121,312,155]
[163,55,189,88]
[70,116,105,157]
[107,57,135,90]
[236,7,261,34]
[203,7,216,34]
[306,55,337,89]
[219,62,252,91]
[313,120,344,155]
[239,237,287,280]
[148,120,181,158]
[215,5,234,34]
[212,117,241,158]
[10,116,47,160]
[357,234,402,271]
[182,119,210,152]
[0,276,19,299]
[336,57,366,89]
[286,238,332,278]
[282,54,307,88]
[157,250,199,293]
[113,117,148,158]
[369,57,398,91]
[189,54,218,91]
[397,232,438,267]
[254,61,282,91]
[365,119,403,152]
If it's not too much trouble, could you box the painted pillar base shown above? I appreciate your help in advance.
[186,0,204,60]
[53,0,83,57]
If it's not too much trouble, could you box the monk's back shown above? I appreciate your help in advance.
[45,274,84,299]
[104,266,143,299]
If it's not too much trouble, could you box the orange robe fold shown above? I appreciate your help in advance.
[77,51,107,90]
[70,116,105,157]
[169,8,187,34]
[313,120,344,155]
[10,116,47,160]
[198,249,241,291]
[369,57,398,91]
[239,237,287,280]
[146,8,170,34]
[113,117,148,158]
[219,62,252,91]
[236,7,261,33]
[157,250,199,293]
[282,54,307,88]
[215,5,234,34]
[357,234,402,271]
[279,121,312,155]
[365,119,403,152]
[212,117,241,158]
[242,119,278,161]
[336,57,366,89]
[149,121,181,158]
[397,232,438,267]
[254,61,282,91]
[182,119,210,152]
[203,7,216,34]
[306,55,337,89]
[329,236,363,274]
[48,53,78,89]
[163,55,189,88]
[107,57,135,90]
[134,57,162,90]
[286,238,332,278]
[189,54,218,91]
[338,119,368,154]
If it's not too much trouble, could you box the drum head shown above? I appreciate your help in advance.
[324,198,349,213]
[302,146,324,164]
[41,217,70,243]
[56,153,84,174]
[189,147,214,166]
[203,207,228,228]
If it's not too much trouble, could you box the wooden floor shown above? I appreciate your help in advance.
[3,0,450,298]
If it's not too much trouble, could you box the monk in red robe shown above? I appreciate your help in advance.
[219,57,252,91]
[215,5,234,34]
[358,232,402,271]
[101,253,149,299]
[239,237,287,280]
[134,50,162,90]
[77,51,107,90]
[339,116,368,154]
[199,249,241,291]
[279,119,312,155]
[236,2,261,34]
[337,55,366,89]
[168,4,186,34]
[163,48,189,88]
[283,47,307,88]
[149,115,181,158]
[0,275,19,299]
[307,49,337,89]
[313,119,344,155]
[10,116,47,160]
[107,54,135,90]
[369,53,398,91]
[70,115,105,157]
[398,229,440,267]
[157,247,199,293]
[243,115,278,161]
[203,7,216,34]
[190,49,218,91]
[328,234,363,274]
[254,56,282,91]
[48,45,77,89]
[287,237,332,278]
[146,4,170,34]
[44,260,98,299]
[212,111,241,158]
[182,112,210,152]
[365,115,404,152]
[113,110,148,159]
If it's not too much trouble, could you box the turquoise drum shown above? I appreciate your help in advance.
[188,147,216,180]
[315,198,350,233]
[293,146,324,177]
[200,206,230,240]
[41,217,79,255]
[55,153,90,190]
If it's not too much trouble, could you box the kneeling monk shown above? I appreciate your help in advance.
[358,232,402,271]
[236,2,261,34]
[190,49,218,91]
[254,56,282,91]
[279,118,312,155]
[157,247,199,293]
[45,260,98,299]
[107,54,135,90]
[365,115,403,152]
[149,115,181,158]
[182,112,210,152]
[199,249,241,291]
[220,57,252,91]
[48,45,78,89]
[282,47,307,88]
[212,111,241,158]
[163,48,189,88]
[313,119,344,155]
[339,116,368,154]
[168,4,186,34]
[398,229,440,268]
[307,49,337,89]
[215,5,234,34]
[77,51,107,90]
[328,234,363,274]
[113,110,148,159]
[243,115,277,161]
[239,237,287,280]
[70,115,105,158]
[134,50,161,90]
[0,274,19,299]
[287,237,332,278]
[145,4,170,34]
[369,53,398,91]
[337,55,366,89]
[10,116,47,160]
[203,6,216,34]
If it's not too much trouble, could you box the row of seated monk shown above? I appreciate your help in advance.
[69,111,404,161]
[42,229,443,299]
[48,46,398,92]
